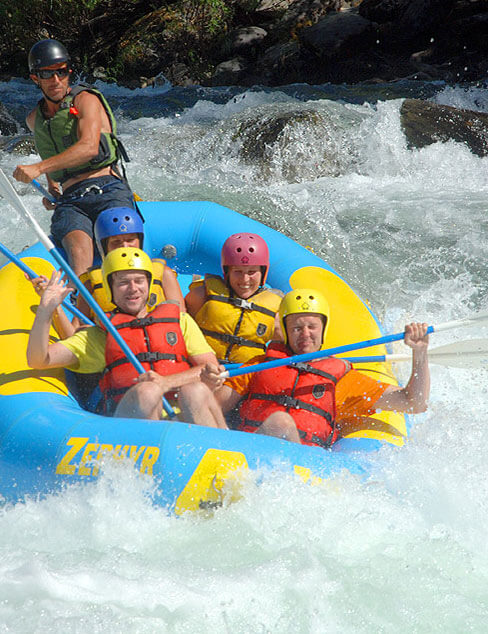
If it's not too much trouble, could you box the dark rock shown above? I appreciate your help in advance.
[254,0,297,19]
[254,41,304,83]
[163,64,197,87]
[271,0,342,38]
[299,9,376,59]
[231,106,351,182]
[359,0,408,23]
[208,58,249,86]
[396,0,456,40]
[117,78,146,90]
[227,27,268,56]
[400,98,488,157]
[235,110,323,162]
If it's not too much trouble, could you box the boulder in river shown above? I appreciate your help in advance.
[400,98,488,157]
[232,105,356,182]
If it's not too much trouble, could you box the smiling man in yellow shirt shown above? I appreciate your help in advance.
[27,248,227,428]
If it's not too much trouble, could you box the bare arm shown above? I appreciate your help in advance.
[14,91,108,183]
[134,369,201,392]
[25,108,36,132]
[185,284,206,318]
[189,351,219,368]
[162,266,186,312]
[272,311,284,342]
[373,322,430,414]
[27,271,79,369]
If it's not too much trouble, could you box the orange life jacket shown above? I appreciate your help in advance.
[239,343,351,448]
[99,302,190,412]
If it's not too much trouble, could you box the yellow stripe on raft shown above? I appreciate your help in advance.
[290,266,407,446]
[0,257,69,396]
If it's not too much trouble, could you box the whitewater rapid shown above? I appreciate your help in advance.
[0,77,487,632]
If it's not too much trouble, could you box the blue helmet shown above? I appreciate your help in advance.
[94,207,144,256]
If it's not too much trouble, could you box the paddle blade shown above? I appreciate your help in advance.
[381,339,488,369]
[427,339,488,368]
[434,310,488,332]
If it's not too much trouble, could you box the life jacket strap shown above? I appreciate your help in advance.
[114,316,179,330]
[105,351,189,373]
[207,294,276,317]
[298,429,335,449]
[290,362,339,383]
[200,328,267,350]
[243,418,263,428]
[249,393,333,422]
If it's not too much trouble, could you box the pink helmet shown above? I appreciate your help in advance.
[221,232,270,284]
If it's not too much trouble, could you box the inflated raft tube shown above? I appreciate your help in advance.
[0,201,408,511]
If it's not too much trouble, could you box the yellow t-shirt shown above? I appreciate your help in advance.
[61,312,213,374]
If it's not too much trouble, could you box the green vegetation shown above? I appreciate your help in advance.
[0,0,246,82]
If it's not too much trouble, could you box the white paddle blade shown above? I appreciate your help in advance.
[434,311,488,332]
[0,169,54,251]
[387,339,488,369]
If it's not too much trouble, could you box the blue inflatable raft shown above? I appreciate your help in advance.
[0,201,408,513]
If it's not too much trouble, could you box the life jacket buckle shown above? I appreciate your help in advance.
[138,351,162,363]
[127,318,144,328]
[235,298,253,310]
[291,362,310,372]
[282,394,300,409]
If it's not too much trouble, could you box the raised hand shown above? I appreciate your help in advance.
[404,322,429,351]
[38,270,73,314]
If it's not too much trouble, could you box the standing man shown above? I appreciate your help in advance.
[13,39,135,277]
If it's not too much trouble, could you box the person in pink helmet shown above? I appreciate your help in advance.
[185,232,283,365]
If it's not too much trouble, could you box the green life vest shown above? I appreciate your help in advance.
[33,85,128,184]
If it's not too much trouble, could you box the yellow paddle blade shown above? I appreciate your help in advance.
[133,192,143,202]
[289,266,386,357]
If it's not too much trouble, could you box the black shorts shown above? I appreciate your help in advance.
[50,175,135,247]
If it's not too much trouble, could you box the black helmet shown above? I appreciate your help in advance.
[28,39,70,73]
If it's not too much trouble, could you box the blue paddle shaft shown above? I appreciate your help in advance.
[32,179,56,203]
[225,326,435,378]
[0,242,94,326]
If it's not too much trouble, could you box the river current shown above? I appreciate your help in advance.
[0,77,487,632]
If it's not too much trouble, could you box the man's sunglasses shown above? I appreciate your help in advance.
[36,67,70,79]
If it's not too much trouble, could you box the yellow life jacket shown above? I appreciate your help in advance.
[80,258,166,316]
[191,274,281,363]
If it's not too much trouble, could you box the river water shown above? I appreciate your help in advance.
[0,77,487,632]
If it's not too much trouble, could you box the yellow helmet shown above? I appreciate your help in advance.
[101,247,154,304]
[279,288,330,349]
